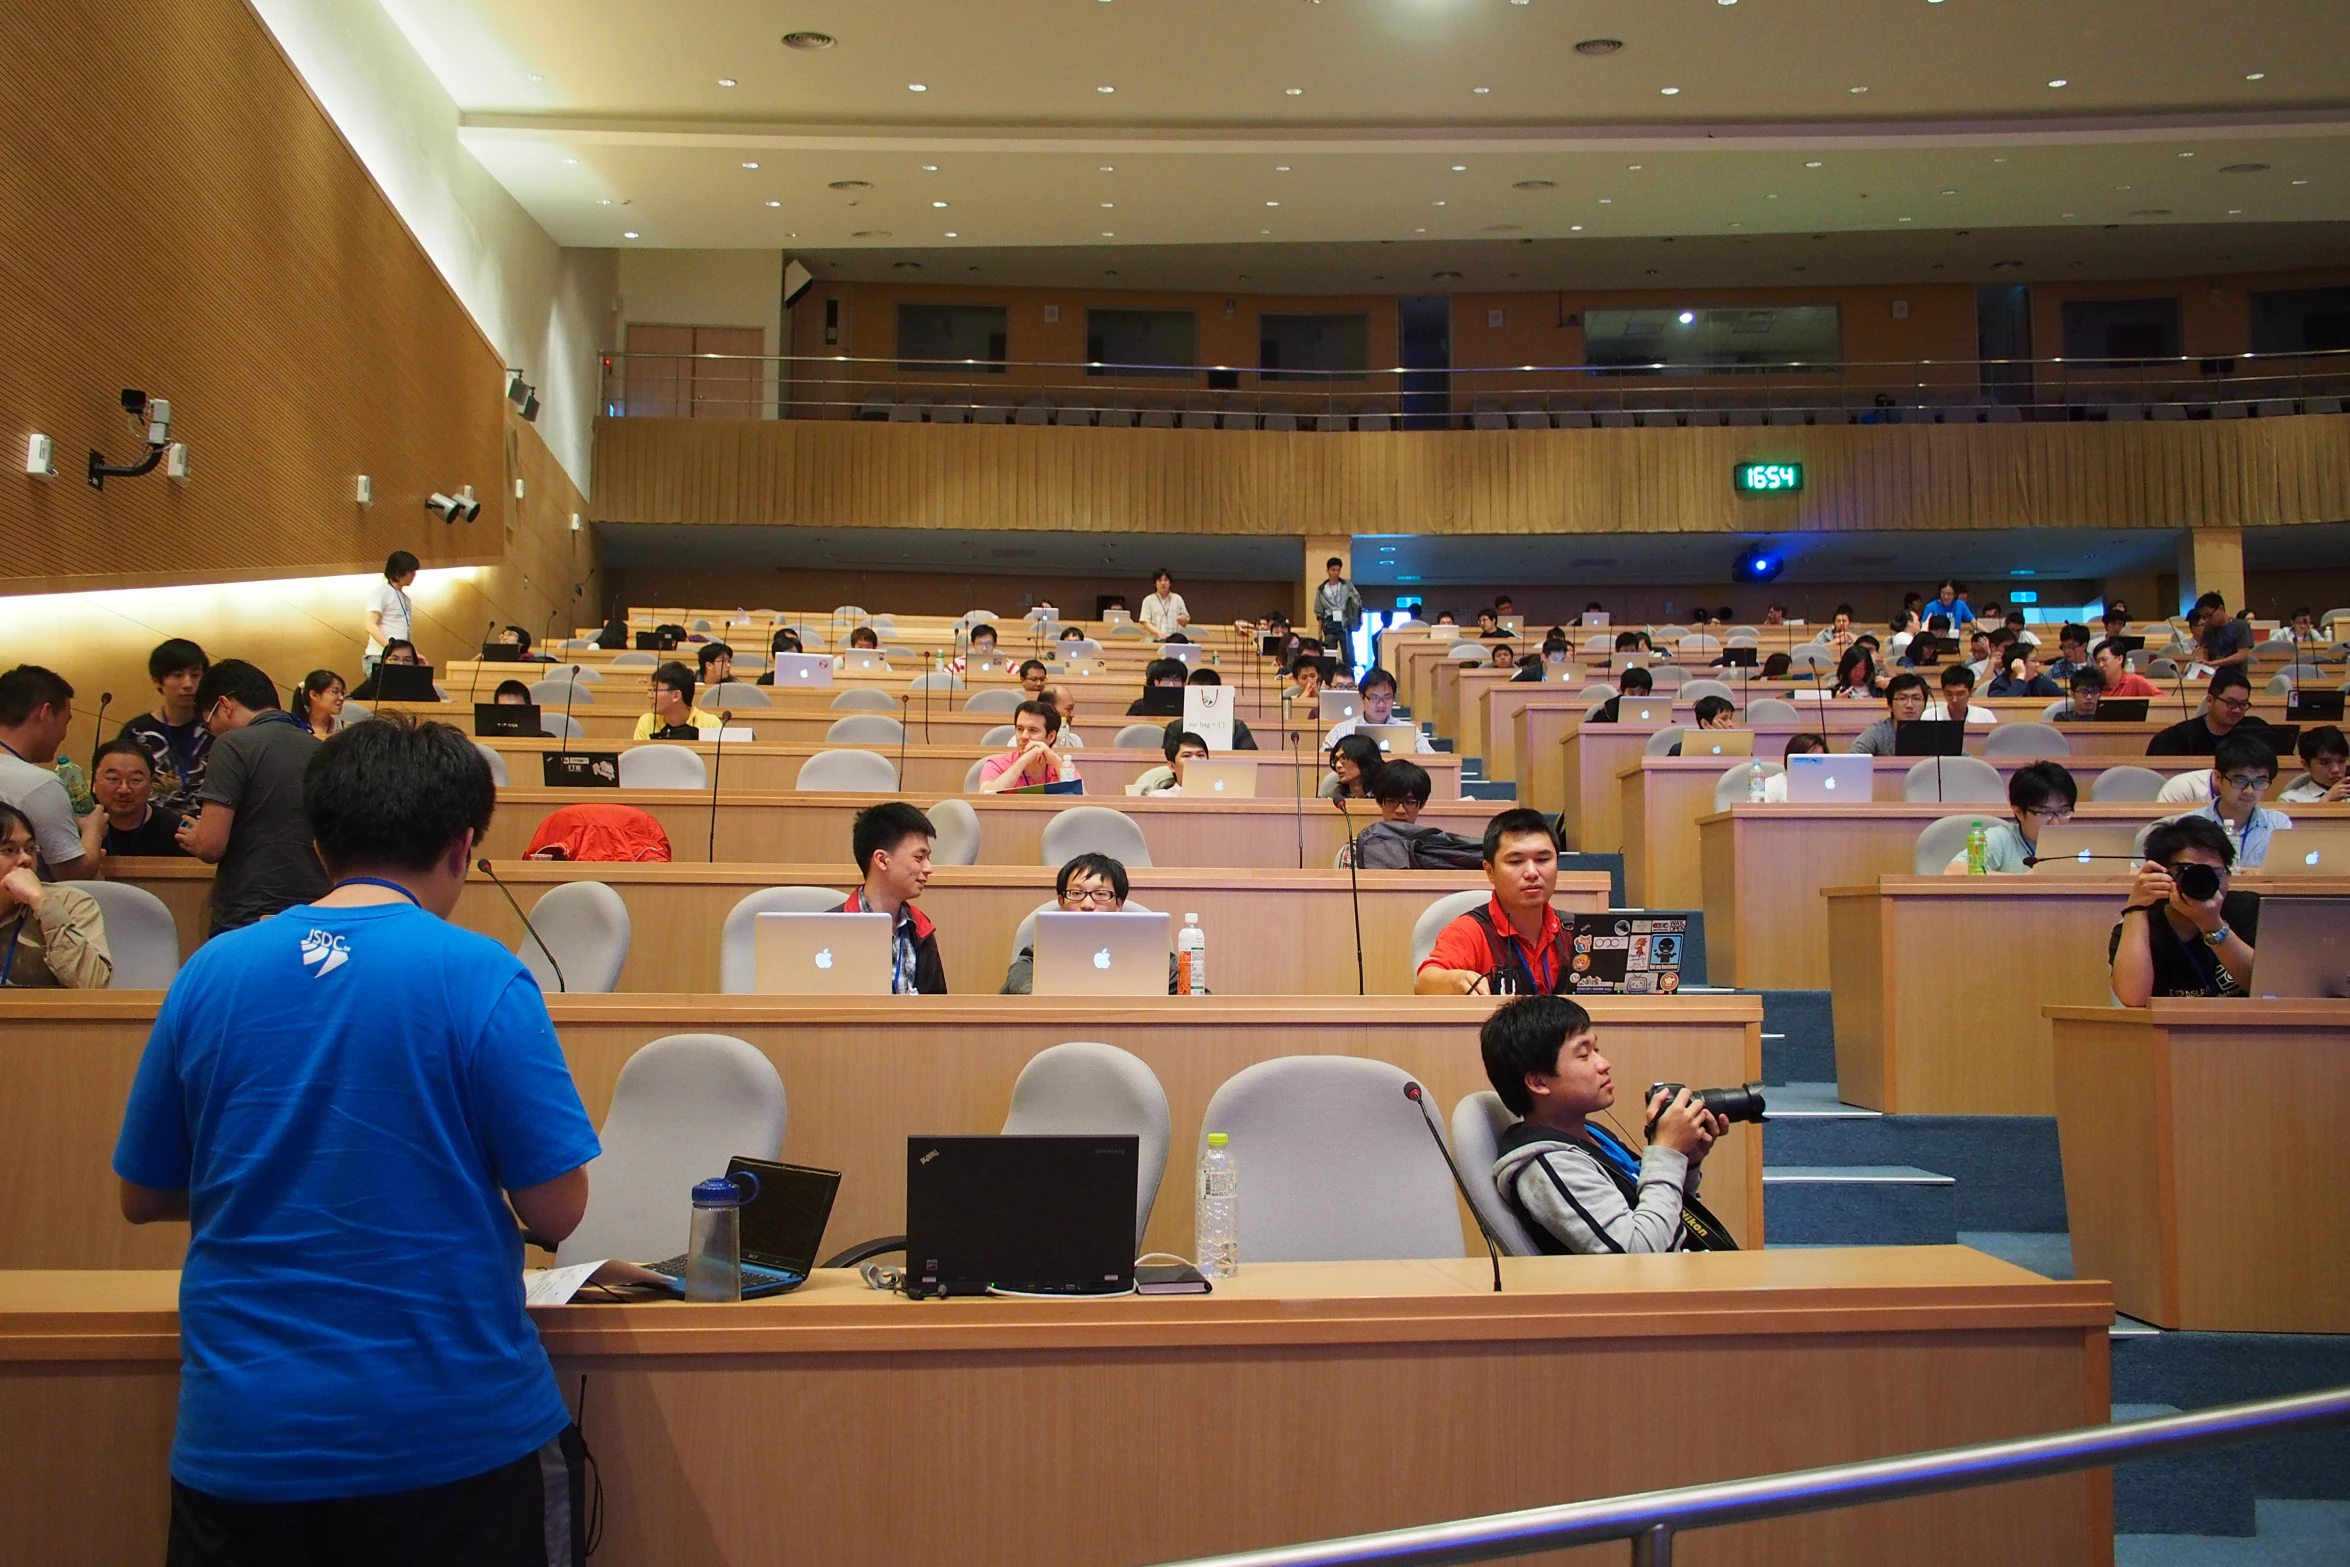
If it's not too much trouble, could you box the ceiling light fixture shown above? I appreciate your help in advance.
[922,164,939,171]
[944,231,957,237]
[781,31,836,49]
[1266,200,1279,206]
[1473,86,1492,94]
[1574,39,1623,55]
[1677,311,1695,324]
[2046,78,2067,88]
[1660,86,1680,95]
[1101,202,1114,208]
[2245,71,2266,81]
[622,230,640,238]
[717,77,737,87]
[1432,199,1446,206]
[1099,166,1114,172]
[932,200,947,207]
[1097,84,1115,93]
[2291,178,2309,185]
[1276,165,1291,172]
[561,157,577,165]
[1628,164,1643,171]
[765,200,781,208]
[908,83,926,91]
[1570,224,1583,231]
[1805,160,1823,168]
[1100,230,1114,237]
[1452,165,1467,172]
[527,73,543,82]
[742,161,760,169]
[1849,85,1868,93]
[1285,87,1303,96]
[597,199,612,206]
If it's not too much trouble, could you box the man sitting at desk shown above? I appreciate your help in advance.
[844,801,946,993]
[2092,640,2162,699]
[1132,732,1208,796]
[979,700,1079,793]
[1925,663,1992,726]
[346,640,421,703]
[1665,696,1737,755]
[2282,726,2349,804]
[1,802,112,987]
[1586,666,1653,724]
[696,641,734,690]
[2147,665,2257,757]
[1017,659,1050,697]
[1850,673,1930,755]
[1416,808,1571,995]
[1127,658,1189,716]
[1987,642,2064,699]
[1000,852,1177,995]
[2111,817,2258,1004]
[634,661,721,740]
[1938,760,2077,873]
[1322,667,1430,753]
[2158,733,2291,868]
[1482,995,1732,1255]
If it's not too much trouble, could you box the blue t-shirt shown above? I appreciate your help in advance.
[113,901,601,1502]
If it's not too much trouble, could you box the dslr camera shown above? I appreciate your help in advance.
[2169,862,2222,902]
[1645,1081,1767,1140]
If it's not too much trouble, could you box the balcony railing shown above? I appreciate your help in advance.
[600,348,2350,430]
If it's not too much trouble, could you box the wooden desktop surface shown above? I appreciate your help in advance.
[0,1250,2112,1567]
[115,862,1605,997]
[465,789,1502,868]
[0,993,1762,1272]
[2048,1000,2350,1333]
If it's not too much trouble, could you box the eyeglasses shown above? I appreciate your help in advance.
[1060,887,1121,908]
[2021,807,2073,824]
[2220,773,2271,792]
[2212,695,2253,713]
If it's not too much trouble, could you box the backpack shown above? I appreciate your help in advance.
[1401,825,1485,870]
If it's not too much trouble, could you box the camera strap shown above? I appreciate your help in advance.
[1523,1127,1739,1254]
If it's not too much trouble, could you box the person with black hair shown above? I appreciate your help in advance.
[1136,732,1210,796]
[492,679,534,706]
[845,801,945,993]
[121,637,214,818]
[1663,696,1738,755]
[1925,663,1986,727]
[1930,579,1975,627]
[2091,639,2161,698]
[80,739,190,860]
[2284,607,2323,647]
[1813,604,1858,650]
[752,628,805,685]
[2168,733,2291,868]
[1126,657,1190,717]
[1490,643,1518,673]
[1349,761,1483,869]
[1,802,111,987]
[2147,665,2257,756]
[634,661,721,740]
[2059,667,2105,721]
[1508,643,1550,683]
[1587,666,1653,724]
[2111,815,2258,1004]
[114,714,600,1558]
[1416,808,1569,995]
[837,625,885,667]
[1901,613,1952,669]
[1482,995,1731,1255]
[980,701,1079,792]
[1178,668,1257,750]
[2046,624,2094,684]
[2282,726,2350,804]
[1936,760,2077,873]
[1851,673,1930,755]
[1322,733,1383,799]
[1139,569,1190,639]
[695,641,735,690]
[292,670,349,736]
[2191,591,2255,670]
[348,641,422,702]
[179,660,329,932]
[363,550,419,674]
[1313,556,1362,650]
[1752,733,1829,802]
[1761,651,1793,681]
[1833,645,1881,699]
[1611,629,1651,654]
[0,665,99,880]
[998,853,1181,995]
[1474,609,1506,641]
[1288,647,1329,705]
[1987,640,2064,699]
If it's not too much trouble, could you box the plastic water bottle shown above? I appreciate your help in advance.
[1747,764,1767,804]
[1197,1133,1238,1278]
[684,1171,758,1303]
[1176,913,1207,995]
[1965,820,1988,876]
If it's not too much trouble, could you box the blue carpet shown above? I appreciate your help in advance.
[2118,1500,2350,1565]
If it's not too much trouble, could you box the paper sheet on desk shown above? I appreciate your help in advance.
[525,1258,669,1305]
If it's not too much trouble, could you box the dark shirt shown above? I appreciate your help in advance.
[2146,717,2231,757]
[120,714,213,819]
[198,712,329,932]
[1588,697,1625,723]
[101,805,191,858]
[2109,892,2260,998]
[1509,663,1544,683]
[645,722,704,740]
[2199,617,2253,664]
[1987,672,2064,699]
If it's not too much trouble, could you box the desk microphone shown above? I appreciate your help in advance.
[1285,693,1305,870]
[479,858,565,991]
[706,710,733,863]
[1402,1082,1503,1293]
[1332,793,1366,995]
[896,693,911,790]
[559,663,581,746]
[474,619,496,705]
[90,691,113,769]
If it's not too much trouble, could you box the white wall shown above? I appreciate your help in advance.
[247,0,613,488]
[618,250,786,352]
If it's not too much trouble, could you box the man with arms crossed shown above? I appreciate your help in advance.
[979,700,1080,792]
[115,715,600,1564]
[1417,808,1572,995]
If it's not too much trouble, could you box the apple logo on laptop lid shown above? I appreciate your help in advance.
[814,948,834,970]
[1092,948,1113,970]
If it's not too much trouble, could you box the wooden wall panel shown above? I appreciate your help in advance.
[592,411,2350,540]
[0,0,508,595]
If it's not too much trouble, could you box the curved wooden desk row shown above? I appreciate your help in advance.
[0,1249,2112,1567]
[1821,875,2350,1117]
[441,704,1325,750]
[118,862,1601,997]
[454,734,1464,799]
[0,993,1762,1271]
[467,789,1509,869]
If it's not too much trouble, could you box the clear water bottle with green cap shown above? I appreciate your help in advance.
[1966,820,1988,876]
[1197,1133,1238,1278]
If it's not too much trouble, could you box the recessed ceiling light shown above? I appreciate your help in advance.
[597,199,612,205]
[1940,188,1957,195]
[1100,230,1114,236]
[2245,71,2266,81]
[908,83,927,92]
[1432,200,1446,206]
[2292,178,2309,185]
[781,31,836,49]
[1261,229,1272,235]
[1570,223,1583,231]
[1628,164,1643,171]
[1473,86,1491,94]
[1994,156,2009,163]
[1266,200,1280,207]
[1452,165,1468,172]
[1101,202,1114,208]
[527,73,543,82]
[1898,216,1913,222]
[944,231,957,237]
[1805,160,1824,168]
[717,77,737,87]
[765,200,781,208]
[622,230,640,238]
[1276,165,1291,172]
[2228,208,2243,215]
[1729,221,1742,228]
[1574,39,1623,55]
[922,164,939,171]
[1677,311,1695,324]
[1660,86,1681,95]
[1766,192,1778,199]
[742,161,760,169]
[1599,197,1612,203]
[1414,227,1426,233]
[1849,85,1868,93]
[2060,211,2074,218]
[1097,84,1115,93]
[1285,87,1303,96]
[931,200,947,208]
[561,157,577,165]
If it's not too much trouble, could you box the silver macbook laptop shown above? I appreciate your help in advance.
[2254,823,2350,878]
[1159,643,1204,665]
[1182,758,1258,798]
[2029,822,2147,876]
[1783,753,1873,802]
[753,911,894,995]
[1319,690,1361,725]
[2248,895,2350,998]
[1360,723,1420,754]
[770,653,833,687]
[839,652,889,673]
[1032,910,1171,997]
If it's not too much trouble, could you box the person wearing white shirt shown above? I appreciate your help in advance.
[1138,569,1190,639]
[2182,732,2291,870]
[1321,668,1434,755]
[1922,665,1997,726]
[362,551,418,674]
[2280,726,2348,804]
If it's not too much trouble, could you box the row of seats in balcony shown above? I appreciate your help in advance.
[2077,390,2348,422]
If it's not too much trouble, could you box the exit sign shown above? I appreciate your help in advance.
[1734,462,1804,495]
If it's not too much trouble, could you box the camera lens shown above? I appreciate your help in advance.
[2173,862,2221,901]
[1696,1083,1769,1125]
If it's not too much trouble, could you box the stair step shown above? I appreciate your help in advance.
[1761,1081,1881,1121]
[1763,1110,2067,1234]
[1957,1230,2073,1281]
[2111,1403,2258,1537]
[1755,990,1835,1083]
[1763,1164,1956,1246]
[2115,1332,2350,1504]
[1461,780,1517,801]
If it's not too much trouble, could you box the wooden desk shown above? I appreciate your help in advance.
[448,703,1321,752]
[2049,1000,2350,1333]
[117,862,1606,997]
[0,993,1761,1270]
[0,1251,2112,1567]
[469,789,1503,869]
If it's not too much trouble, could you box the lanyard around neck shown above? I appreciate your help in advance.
[331,876,421,906]
[0,912,27,986]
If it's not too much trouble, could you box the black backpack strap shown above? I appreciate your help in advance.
[1464,904,1541,995]
[1527,1149,1630,1255]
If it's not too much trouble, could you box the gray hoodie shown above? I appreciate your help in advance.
[1491,1120,1700,1255]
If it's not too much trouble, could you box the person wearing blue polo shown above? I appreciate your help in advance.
[114,715,601,1565]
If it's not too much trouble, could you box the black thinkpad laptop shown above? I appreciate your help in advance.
[371,664,439,702]
[2287,689,2346,724]
[476,702,541,737]
[1893,719,1967,757]
[2092,699,2151,722]
[644,1158,840,1299]
[905,1135,1137,1299]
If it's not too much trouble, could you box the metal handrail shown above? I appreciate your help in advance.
[1141,1384,2350,1567]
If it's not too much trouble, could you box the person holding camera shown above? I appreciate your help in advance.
[1480,995,1735,1254]
[2110,817,2259,1006]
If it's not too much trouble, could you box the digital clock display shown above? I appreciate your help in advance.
[1733,462,1804,495]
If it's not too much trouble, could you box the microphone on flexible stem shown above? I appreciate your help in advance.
[1403,1082,1503,1293]
[90,692,113,769]
[474,619,496,705]
[897,693,911,790]
[1333,793,1366,995]
[1287,694,1305,870]
[706,710,732,863]
[559,664,581,748]
[479,858,565,992]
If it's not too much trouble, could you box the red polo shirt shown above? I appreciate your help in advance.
[1420,895,1567,993]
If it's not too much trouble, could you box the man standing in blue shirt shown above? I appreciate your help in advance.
[115,715,601,1565]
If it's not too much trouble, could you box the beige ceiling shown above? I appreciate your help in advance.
[403,0,2350,273]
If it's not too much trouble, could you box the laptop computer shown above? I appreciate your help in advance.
[1684,728,1756,759]
[371,664,439,702]
[2255,823,2350,878]
[1894,720,1968,757]
[475,703,541,738]
[1608,652,1653,671]
[2256,723,2302,755]
[2246,895,2350,999]
[769,652,833,687]
[1716,646,1760,669]
[1103,608,1133,626]
[1007,779,1085,795]
[1582,612,1611,627]
[1127,686,1184,719]
[1783,753,1873,802]
[1319,691,1361,725]
[1182,758,1259,797]
[643,1157,841,1299]
[1033,910,1172,997]
[752,911,894,995]
[479,642,527,663]
[904,1135,1138,1298]
[2028,822,2147,875]
[1360,723,1420,754]
[2287,689,2347,724]
[1619,700,1670,725]
[1159,643,1204,665]
[839,652,889,672]
[2092,699,2151,723]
